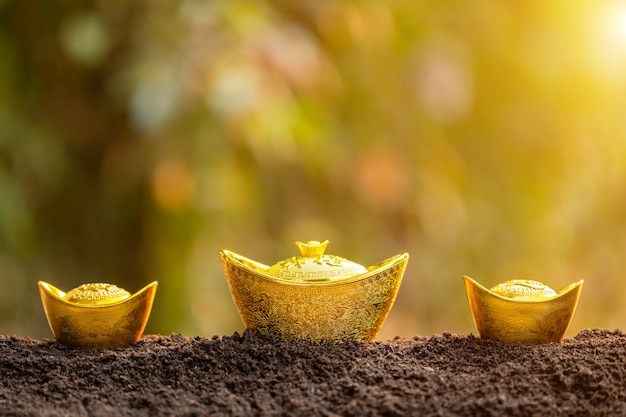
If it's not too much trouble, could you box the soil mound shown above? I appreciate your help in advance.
[1,329,624,416]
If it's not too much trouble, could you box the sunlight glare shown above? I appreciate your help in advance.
[587,3,626,83]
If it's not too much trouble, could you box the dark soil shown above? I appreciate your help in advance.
[1,328,625,416]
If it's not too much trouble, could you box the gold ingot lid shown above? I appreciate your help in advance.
[64,283,131,305]
[265,240,368,283]
[490,280,557,300]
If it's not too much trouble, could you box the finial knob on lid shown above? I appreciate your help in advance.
[295,240,329,257]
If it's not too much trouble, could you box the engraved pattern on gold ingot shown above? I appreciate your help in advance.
[38,281,158,350]
[220,240,409,343]
[464,276,583,345]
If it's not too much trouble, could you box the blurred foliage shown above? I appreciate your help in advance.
[2,0,626,340]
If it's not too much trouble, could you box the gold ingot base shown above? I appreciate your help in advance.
[38,281,158,350]
[464,276,583,345]
[221,246,409,343]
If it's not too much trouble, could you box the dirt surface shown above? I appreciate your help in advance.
[1,328,625,416]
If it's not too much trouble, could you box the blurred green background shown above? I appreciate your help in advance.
[1,0,626,341]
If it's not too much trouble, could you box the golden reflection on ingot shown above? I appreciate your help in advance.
[220,240,409,343]
[464,276,583,345]
[38,281,158,350]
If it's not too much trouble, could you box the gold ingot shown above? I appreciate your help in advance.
[464,276,583,345]
[220,240,409,343]
[38,281,158,349]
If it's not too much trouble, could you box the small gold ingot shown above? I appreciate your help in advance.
[464,276,583,345]
[221,240,409,343]
[38,281,158,350]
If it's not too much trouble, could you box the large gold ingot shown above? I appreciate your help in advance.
[464,276,583,345]
[38,281,158,349]
[221,240,409,343]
